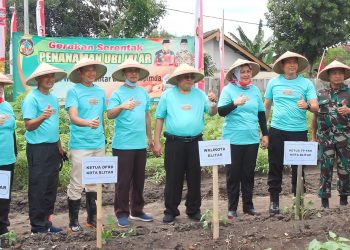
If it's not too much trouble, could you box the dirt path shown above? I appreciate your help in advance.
[5,167,350,250]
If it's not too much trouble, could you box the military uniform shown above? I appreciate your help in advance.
[317,83,350,198]
[175,50,194,66]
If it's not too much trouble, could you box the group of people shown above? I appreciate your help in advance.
[0,50,349,236]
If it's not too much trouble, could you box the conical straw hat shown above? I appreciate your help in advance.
[318,60,350,82]
[273,51,309,74]
[167,63,204,85]
[26,63,67,86]
[68,58,107,83]
[112,58,150,82]
[225,58,260,82]
[0,73,13,85]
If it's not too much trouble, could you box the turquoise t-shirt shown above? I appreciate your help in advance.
[0,101,16,165]
[107,85,150,150]
[264,75,317,131]
[218,84,265,145]
[65,83,106,150]
[155,87,209,136]
[22,89,60,144]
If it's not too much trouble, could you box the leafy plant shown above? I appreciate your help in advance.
[0,231,17,247]
[307,232,350,250]
[200,209,227,230]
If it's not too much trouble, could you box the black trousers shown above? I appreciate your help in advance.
[267,128,308,200]
[226,144,259,212]
[0,163,14,235]
[164,137,202,216]
[26,142,60,233]
[112,149,147,218]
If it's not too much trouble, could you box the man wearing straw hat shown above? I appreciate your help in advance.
[0,73,16,235]
[22,63,67,233]
[154,63,217,223]
[264,51,319,215]
[65,58,107,232]
[107,58,153,227]
[312,60,350,208]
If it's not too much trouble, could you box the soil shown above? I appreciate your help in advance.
[3,167,350,250]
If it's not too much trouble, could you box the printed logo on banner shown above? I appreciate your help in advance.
[19,38,34,56]
[198,140,231,167]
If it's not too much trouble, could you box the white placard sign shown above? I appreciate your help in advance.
[82,157,118,185]
[199,140,231,167]
[283,141,318,166]
[0,170,11,199]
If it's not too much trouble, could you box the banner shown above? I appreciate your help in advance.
[36,0,45,36]
[0,0,6,73]
[12,33,194,101]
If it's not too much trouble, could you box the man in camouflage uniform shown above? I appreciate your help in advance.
[312,60,350,208]
[175,39,194,66]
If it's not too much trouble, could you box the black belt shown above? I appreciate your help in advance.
[164,132,202,143]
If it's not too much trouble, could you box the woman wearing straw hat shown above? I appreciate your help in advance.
[264,51,319,215]
[107,58,153,227]
[218,59,268,219]
[0,74,17,235]
[154,63,217,223]
[312,60,350,208]
[22,63,67,233]
[65,58,107,232]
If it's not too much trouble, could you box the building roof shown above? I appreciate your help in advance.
[204,29,272,72]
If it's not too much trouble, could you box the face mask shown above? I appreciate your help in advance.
[125,79,137,87]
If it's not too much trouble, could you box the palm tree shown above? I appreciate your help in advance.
[230,19,273,64]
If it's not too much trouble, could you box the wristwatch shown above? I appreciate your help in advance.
[306,102,311,110]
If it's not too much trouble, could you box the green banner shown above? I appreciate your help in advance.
[12,33,194,101]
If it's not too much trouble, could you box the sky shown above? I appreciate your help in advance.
[158,0,273,41]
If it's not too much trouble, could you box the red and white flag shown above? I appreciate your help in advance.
[9,7,17,75]
[219,10,225,92]
[36,0,45,36]
[0,0,6,73]
[317,49,326,79]
[194,0,204,90]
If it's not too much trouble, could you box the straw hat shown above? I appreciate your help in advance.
[318,60,350,82]
[0,73,13,85]
[273,51,309,74]
[112,58,150,82]
[167,63,204,85]
[26,63,67,86]
[68,58,107,83]
[225,58,260,82]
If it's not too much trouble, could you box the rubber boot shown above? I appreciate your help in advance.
[86,192,97,228]
[68,198,83,232]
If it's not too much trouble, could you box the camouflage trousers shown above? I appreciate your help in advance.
[318,142,350,198]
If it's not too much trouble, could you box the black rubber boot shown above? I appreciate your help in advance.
[68,199,83,232]
[86,192,97,228]
[321,198,329,208]
[269,194,279,216]
[340,196,348,206]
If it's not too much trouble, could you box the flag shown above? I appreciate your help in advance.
[9,6,17,75]
[194,0,204,90]
[0,0,6,73]
[36,0,45,36]
[317,49,326,79]
[219,10,225,92]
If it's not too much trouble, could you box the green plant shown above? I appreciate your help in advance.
[146,157,165,184]
[200,209,227,230]
[0,231,17,247]
[256,148,269,174]
[307,232,350,250]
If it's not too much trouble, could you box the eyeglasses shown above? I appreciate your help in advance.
[181,73,195,80]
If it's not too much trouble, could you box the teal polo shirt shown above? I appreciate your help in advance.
[156,87,209,136]
[107,85,150,150]
[265,75,317,131]
[65,83,106,150]
[218,83,265,145]
[0,101,16,165]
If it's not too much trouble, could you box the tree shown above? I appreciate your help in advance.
[229,19,273,64]
[266,0,350,75]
